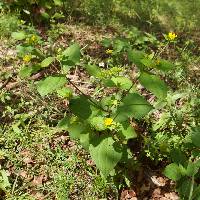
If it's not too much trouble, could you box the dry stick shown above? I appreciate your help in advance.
[11,174,19,194]
[0,77,12,90]
[67,77,109,113]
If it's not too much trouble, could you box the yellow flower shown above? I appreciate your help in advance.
[28,35,37,44]
[106,49,113,54]
[104,118,113,126]
[167,32,177,40]
[20,20,25,24]
[31,35,37,42]
[156,59,161,65]
[23,55,32,63]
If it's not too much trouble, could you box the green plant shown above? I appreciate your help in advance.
[0,170,10,199]
[13,28,177,179]
[164,126,200,200]
[82,0,114,23]
[0,13,19,38]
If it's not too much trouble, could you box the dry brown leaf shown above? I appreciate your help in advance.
[23,157,35,164]
[32,175,44,186]
[121,190,137,200]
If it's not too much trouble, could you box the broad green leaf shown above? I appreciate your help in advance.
[11,31,26,40]
[110,77,133,90]
[115,93,153,122]
[41,12,50,19]
[53,0,62,6]
[157,59,174,71]
[0,170,11,190]
[69,95,92,119]
[68,123,86,139]
[141,58,155,68]
[62,43,81,65]
[41,57,54,68]
[85,64,101,77]
[113,39,128,52]
[58,117,88,139]
[170,149,187,166]
[191,126,200,147]
[16,45,34,57]
[139,72,168,99]
[89,137,122,178]
[89,117,106,131]
[119,121,137,140]
[186,161,199,176]
[80,132,95,150]
[36,76,66,96]
[127,50,145,69]
[19,65,41,78]
[164,163,182,181]
[57,117,70,130]
[57,87,73,98]
[101,38,112,48]
[32,49,45,59]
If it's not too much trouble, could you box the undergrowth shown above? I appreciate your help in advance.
[0,1,200,199]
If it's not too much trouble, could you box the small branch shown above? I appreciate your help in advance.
[12,174,19,194]
[67,77,109,113]
[0,77,12,90]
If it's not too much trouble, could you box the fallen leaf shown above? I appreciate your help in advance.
[121,190,137,200]
[32,175,44,186]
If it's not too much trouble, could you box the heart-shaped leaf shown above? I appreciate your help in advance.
[36,76,66,96]
[41,57,54,68]
[89,137,123,178]
[69,95,92,119]
[139,72,168,99]
[115,93,153,122]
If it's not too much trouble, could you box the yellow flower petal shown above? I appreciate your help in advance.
[106,49,113,54]
[23,55,32,63]
[104,118,113,126]
[167,32,177,40]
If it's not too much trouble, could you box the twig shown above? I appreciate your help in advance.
[11,174,19,194]
[67,77,109,113]
[0,77,12,90]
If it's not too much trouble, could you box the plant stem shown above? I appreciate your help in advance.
[154,41,169,59]
[67,77,109,113]
[189,175,194,200]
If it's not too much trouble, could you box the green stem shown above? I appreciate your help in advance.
[67,77,109,113]
[189,176,194,200]
[154,41,169,59]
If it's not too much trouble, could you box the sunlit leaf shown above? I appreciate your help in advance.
[41,57,54,68]
[164,163,182,181]
[89,136,123,178]
[115,93,153,121]
[69,95,92,119]
[11,31,26,40]
[62,43,81,65]
[36,76,66,96]
[139,72,168,99]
